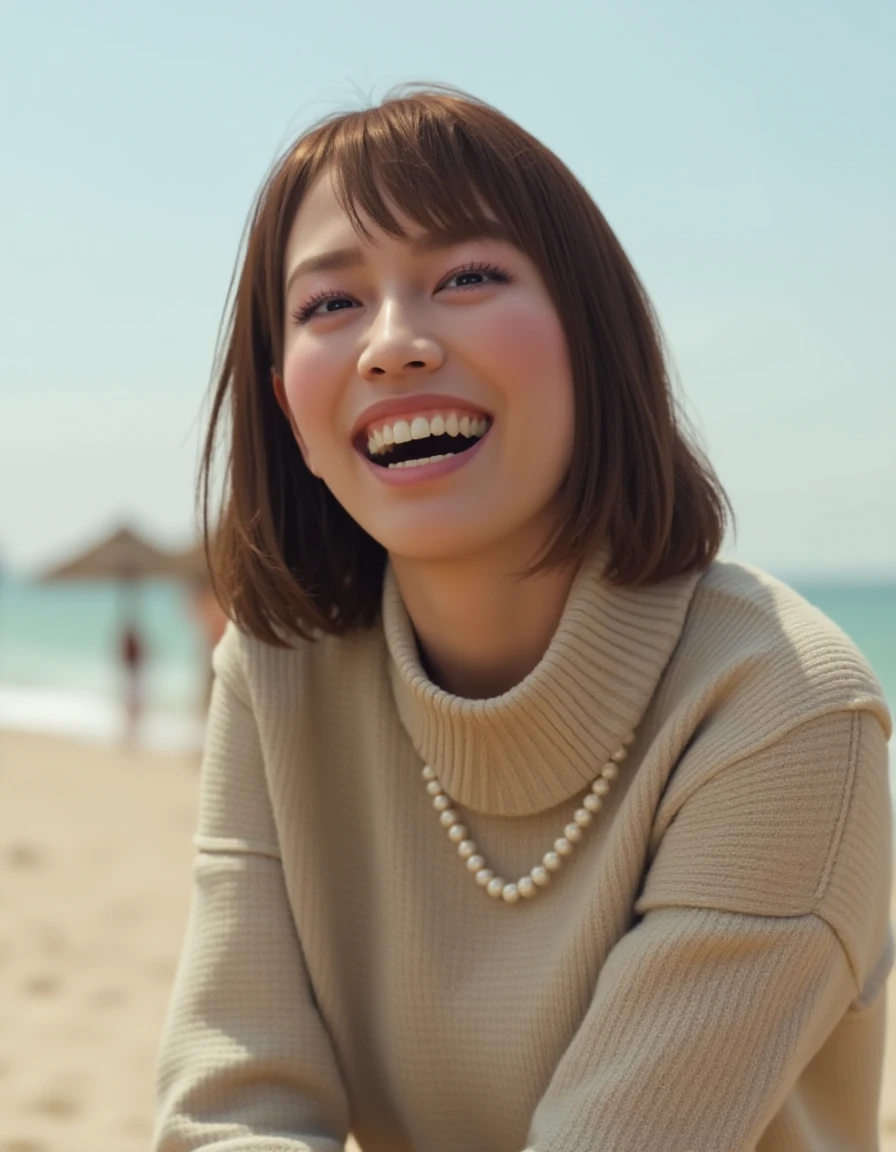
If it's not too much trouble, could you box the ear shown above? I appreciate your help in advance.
[271,369,319,476]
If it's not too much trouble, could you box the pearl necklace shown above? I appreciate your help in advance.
[421,730,634,905]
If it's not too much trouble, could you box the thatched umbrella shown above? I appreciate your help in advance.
[40,525,228,725]
[39,524,176,583]
[39,523,181,630]
[39,524,179,743]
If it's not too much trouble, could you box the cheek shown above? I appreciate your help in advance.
[281,343,340,436]
[492,305,575,490]
[475,302,573,439]
[473,299,570,385]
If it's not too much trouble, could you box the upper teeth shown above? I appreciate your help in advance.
[366,412,489,457]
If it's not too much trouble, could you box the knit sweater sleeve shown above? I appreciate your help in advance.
[524,707,893,1152]
[153,627,351,1152]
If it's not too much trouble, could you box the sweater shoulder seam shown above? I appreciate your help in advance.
[813,711,861,908]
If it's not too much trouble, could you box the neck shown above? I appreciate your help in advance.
[389,545,582,699]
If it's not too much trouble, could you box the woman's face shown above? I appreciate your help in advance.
[275,170,575,567]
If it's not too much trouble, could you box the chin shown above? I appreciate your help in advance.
[364,518,498,567]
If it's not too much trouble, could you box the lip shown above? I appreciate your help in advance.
[350,392,492,444]
[359,427,490,487]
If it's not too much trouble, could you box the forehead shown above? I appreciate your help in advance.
[285,165,514,263]
[287,170,424,256]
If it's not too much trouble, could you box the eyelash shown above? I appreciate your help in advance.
[290,261,513,326]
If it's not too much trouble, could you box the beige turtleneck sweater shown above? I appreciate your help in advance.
[153,549,893,1152]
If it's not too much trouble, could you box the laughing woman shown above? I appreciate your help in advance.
[153,88,892,1152]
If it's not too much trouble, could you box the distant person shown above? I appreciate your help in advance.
[153,88,892,1151]
[119,623,144,745]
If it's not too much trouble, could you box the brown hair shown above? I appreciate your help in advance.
[199,84,734,646]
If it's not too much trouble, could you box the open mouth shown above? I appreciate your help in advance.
[360,411,491,470]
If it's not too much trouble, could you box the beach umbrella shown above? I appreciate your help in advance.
[38,523,180,651]
[37,524,181,743]
[39,525,175,583]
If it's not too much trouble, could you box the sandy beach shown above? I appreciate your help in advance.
[1,729,894,1152]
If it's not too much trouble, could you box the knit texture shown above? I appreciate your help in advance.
[153,551,893,1152]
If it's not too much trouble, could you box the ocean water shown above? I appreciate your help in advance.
[0,570,894,760]
[0,577,208,752]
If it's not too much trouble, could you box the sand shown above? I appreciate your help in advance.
[0,729,894,1152]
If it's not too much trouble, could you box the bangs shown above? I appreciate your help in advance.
[310,97,532,250]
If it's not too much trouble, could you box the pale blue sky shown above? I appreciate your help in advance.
[1,0,893,577]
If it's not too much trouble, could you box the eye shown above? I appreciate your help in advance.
[438,261,513,292]
[291,291,358,325]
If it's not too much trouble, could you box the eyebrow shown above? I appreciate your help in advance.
[284,220,512,296]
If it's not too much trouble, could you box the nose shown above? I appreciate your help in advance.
[357,299,444,381]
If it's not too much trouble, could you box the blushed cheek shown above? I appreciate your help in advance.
[279,347,344,476]
[281,347,332,432]
[485,302,570,381]
[491,303,575,473]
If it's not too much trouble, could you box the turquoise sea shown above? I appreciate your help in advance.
[0,576,208,752]
[0,570,894,763]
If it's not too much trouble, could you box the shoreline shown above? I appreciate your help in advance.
[0,684,206,755]
[1,729,894,1150]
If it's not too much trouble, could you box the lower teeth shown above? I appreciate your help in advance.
[386,453,457,470]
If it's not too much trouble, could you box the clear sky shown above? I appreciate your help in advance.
[1,0,893,578]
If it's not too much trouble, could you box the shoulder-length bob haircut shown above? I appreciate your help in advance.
[199,84,734,647]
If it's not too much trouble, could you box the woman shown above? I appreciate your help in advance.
[154,87,893,1151]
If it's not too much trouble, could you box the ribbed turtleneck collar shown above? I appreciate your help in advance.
[382,547,703,816]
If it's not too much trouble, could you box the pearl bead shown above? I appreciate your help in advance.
[419,745,627,904]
